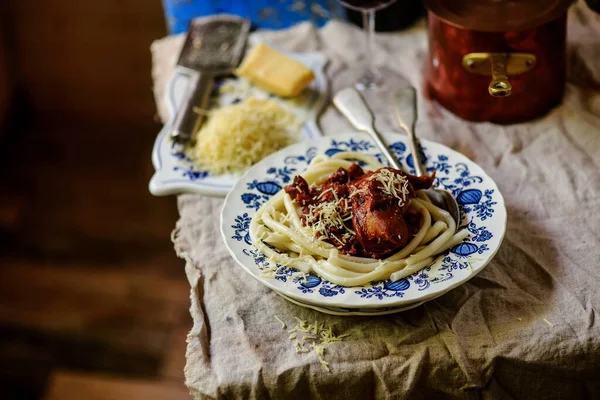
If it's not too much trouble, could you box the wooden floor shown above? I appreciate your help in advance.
[0,115,190,399]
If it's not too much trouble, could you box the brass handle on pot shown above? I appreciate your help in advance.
[463,53,537,98]
[489,54,511,97]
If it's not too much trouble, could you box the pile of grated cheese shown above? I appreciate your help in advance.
[192,97,299,175]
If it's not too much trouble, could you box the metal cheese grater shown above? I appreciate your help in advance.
[171,15,250,145]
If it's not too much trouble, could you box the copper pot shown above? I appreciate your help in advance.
[425,0,575,124]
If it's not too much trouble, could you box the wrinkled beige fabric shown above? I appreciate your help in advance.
[153,2,600,398]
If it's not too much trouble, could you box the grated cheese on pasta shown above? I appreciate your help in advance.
[304,201,353,241]
[368,168,411,207]
[303,170,411,243]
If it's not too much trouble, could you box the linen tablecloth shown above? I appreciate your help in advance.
[152,2,600,398]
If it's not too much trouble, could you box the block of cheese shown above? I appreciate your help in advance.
[236,43,315,97]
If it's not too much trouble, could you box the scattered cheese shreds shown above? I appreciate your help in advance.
[319,358,331,372]
[311,343,325,357]
[281,317,349,372]
[192,97,298,175]
[274,315,286,329]
[294,341,310,353]
[543,318,555,327]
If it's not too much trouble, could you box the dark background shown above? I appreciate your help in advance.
[0,1,191,399]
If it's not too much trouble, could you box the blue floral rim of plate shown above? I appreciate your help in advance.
[221,132,507,309]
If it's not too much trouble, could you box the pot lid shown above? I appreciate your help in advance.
[425,0,575,32]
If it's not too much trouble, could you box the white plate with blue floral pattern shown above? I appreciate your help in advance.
[275,291,426,316]
[221,132,507,310]
[149,50,328,197]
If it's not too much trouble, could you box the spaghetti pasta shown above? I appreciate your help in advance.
[249,151,467,287]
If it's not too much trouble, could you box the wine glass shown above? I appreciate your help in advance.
[337,0,399,90]
[335,0,409,133]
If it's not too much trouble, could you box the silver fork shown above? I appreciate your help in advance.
[333,87,460,225]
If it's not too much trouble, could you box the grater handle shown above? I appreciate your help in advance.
[171,69,214,144]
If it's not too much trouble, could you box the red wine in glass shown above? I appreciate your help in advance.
[345,1,424,32]
[339,0,398,11]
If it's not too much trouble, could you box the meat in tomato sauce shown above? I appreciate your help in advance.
[284,164,435,259]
